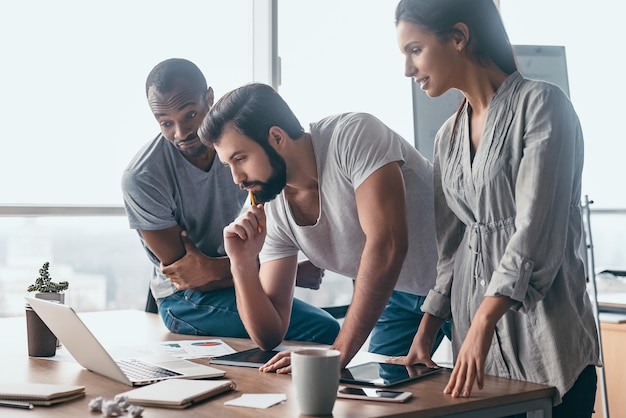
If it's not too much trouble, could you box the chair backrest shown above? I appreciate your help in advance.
[145,288,158,314]
[321,305,349,319]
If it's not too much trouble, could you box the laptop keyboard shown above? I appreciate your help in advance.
[116,359,182,381]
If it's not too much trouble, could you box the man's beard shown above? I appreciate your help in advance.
[246,145,287,203]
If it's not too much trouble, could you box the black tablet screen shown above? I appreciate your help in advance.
[340,362,441,387]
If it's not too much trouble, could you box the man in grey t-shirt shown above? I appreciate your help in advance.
[121,59,339,343]
[199,83,450,371]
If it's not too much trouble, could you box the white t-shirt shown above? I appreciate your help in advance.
[259,113,437,296]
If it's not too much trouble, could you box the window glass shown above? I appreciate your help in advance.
[0,216,149,316]
[277,0,413,143]
[0,0,252,205]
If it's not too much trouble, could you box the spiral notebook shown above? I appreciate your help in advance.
[0,383,85,406]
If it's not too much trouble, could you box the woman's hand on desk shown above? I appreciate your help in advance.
[444,296,512,398]
[443,319,492,398]
[259,350,295,374]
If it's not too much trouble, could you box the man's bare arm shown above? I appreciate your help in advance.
[141,226,233,291]
[332,162,409,367]
[223,205,298,349]
[235,256,299,350]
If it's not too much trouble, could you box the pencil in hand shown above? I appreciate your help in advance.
[250,191,263,233]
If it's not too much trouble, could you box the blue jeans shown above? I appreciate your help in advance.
[368,290,452,357]
[157,287,340,345]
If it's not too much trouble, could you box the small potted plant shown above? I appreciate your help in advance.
[27,261,69,304]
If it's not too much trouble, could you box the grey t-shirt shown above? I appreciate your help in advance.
[259,113,438,296]
[121,134,247,299]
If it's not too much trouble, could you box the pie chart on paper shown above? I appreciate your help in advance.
[191,341,221,347]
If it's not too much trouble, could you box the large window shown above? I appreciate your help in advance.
[0,1,257,316]
[1,0,254,205]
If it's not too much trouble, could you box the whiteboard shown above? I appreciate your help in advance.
[411,45,569,161]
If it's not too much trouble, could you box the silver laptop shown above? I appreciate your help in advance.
[25,297,226,386]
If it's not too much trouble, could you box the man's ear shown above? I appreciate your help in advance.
[206,87,215,107]
[268,126,284,147]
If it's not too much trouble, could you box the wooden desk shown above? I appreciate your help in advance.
[1,310,555,417]
[594,320,626,418]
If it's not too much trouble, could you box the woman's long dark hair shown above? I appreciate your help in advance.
[395,0,517,145]
[395,0,517,75]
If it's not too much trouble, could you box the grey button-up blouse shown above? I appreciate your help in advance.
[422,71,600,404]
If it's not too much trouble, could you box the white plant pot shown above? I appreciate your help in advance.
[34,292,65,304]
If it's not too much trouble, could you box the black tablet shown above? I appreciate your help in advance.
[210,348,280,368]
[340,362,442,387]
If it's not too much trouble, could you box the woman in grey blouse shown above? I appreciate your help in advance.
[390,0,600,416]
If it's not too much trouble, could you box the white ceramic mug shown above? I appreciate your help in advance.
[291,348,341,416]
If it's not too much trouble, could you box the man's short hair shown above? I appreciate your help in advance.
[145,58,207,97]
[198,83,304,147]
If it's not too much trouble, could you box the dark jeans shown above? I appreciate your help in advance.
[368,290,452,357]
[505,364,597,418]
[158,287,340,344]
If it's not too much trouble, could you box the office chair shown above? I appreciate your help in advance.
[145,288,159,314]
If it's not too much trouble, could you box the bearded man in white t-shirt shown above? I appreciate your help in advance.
[198,83,451,372]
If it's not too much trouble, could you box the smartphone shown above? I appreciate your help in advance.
[336,386,412,403]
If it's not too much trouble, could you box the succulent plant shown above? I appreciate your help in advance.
[27,261,69,293]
